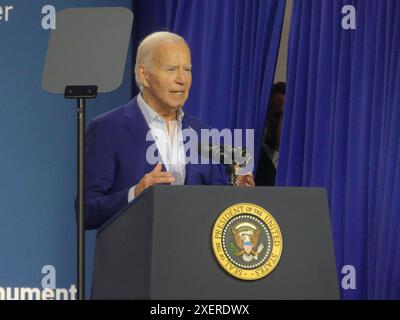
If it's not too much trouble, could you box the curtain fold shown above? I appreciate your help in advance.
[132,0,286,166]
[278,0,400,299]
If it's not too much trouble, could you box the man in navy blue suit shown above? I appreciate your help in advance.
[85,32,254,229]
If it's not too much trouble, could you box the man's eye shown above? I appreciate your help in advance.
[185,68,192,72]
[167,67,176,72]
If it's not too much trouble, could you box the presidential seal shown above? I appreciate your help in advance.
[212,203,283,280]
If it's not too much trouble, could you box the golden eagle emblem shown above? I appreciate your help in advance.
[232,222,265,262]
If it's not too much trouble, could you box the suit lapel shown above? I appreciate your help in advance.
[124,97,158,172]
[182,116,195,184]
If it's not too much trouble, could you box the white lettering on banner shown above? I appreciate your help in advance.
[0,5,57,27]
[0,285,77,300]
[0,265,77,300]
[0,5,13,22]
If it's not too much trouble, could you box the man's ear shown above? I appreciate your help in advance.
[139,64,150,88]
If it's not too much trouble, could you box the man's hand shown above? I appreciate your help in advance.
[134,163,175,197]
[236,173,255,187]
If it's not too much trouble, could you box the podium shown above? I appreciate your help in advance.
[91,186,339,299]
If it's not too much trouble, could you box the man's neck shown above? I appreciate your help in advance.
[141,92,177,122]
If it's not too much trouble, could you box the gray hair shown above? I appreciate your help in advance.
[134,31,188,91]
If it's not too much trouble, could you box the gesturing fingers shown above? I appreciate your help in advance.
[149,174,175,185]
[236,173,255,187]
[144,168,175,187]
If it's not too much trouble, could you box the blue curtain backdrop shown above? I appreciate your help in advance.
[278,0,400,299]
[133,0,286,164]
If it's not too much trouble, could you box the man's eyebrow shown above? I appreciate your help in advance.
[165,65,192,68]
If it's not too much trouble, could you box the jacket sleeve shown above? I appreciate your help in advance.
[82,120,129,230]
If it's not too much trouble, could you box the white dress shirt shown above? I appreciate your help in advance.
[128,94,186,202]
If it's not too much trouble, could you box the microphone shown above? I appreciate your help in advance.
[185,126,253,171]
[198,143,252,167]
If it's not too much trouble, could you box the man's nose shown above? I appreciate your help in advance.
[175,68,187,84]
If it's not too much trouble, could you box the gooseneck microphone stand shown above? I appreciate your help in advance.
[226,163,237,186]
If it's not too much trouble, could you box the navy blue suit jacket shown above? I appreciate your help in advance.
[85,97,227,229]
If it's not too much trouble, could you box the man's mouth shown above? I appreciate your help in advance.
[170,90,185,96]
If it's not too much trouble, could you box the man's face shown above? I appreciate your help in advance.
[140,41,192,113]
